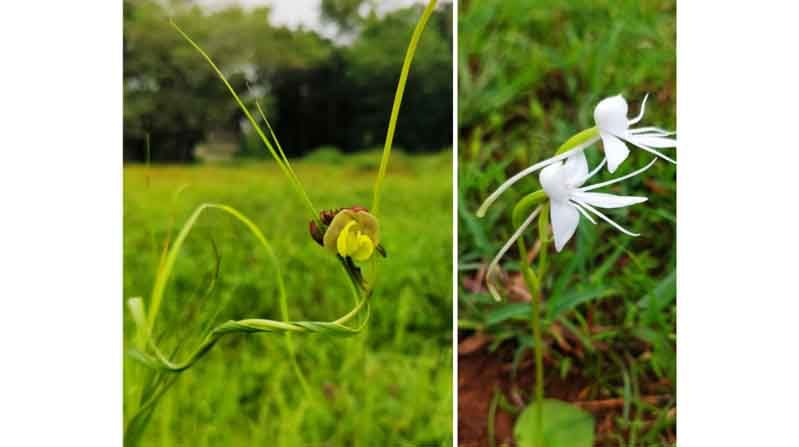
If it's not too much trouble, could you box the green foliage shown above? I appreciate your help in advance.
[123,0,452,162]
[458,0,676,444]
[321,0,366,31]
[124,152,453,445]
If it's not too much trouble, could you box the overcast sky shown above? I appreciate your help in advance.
[192,0,427,38]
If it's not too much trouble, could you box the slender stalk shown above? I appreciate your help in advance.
[372,0,437,216]
[170,20,319,224]
[516,203,550,446]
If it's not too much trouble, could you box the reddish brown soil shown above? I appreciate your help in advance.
[458,344,674,447]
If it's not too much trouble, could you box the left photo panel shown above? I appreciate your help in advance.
[123,1,453,445]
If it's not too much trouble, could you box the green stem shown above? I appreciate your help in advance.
[372,0,437,216]
[516,203,550,447]
[137,203,369,374]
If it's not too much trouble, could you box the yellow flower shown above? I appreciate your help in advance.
[322,209,380,262]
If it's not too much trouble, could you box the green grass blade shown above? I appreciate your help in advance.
[371,0,438,216]
[253,100,308,212]
[139,203,368,374]
[170,20,319,222]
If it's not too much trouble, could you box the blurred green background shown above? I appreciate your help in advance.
[458,0,675,445]
[123,0,453,445]
[124,0,452,162]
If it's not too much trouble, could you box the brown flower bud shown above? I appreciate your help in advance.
[309,220,325,246]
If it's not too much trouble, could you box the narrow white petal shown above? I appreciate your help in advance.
[628,93,649,126]
[575,157,607,186]
[475,136,599,217]
[600,132,630,173]
[627,134,677,149]
[570,200,597,224]
[573,191,648,208]
[485,206,542,301]
[628,126,675,136]
[577,200,640,237]
[580,158,658,192]
[550,201,580,252]
[624,138,677,164]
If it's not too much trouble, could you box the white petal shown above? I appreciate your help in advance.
[573,191,648,208]
[628,94,649,126]
[562,151,588,186]
[594,95,629,135]
[624,138,677,164]
[629,126,675,136]
[550,201,580,252]
[627,134,677,149]
[570,200,597,224]
[600,132,630,173]
[580,158,658,192]
[576,200,640,237]
[539,161,571,202]
[486,206,541,302]
[574,157,607,186]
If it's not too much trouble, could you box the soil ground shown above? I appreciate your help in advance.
[458,343,674,447]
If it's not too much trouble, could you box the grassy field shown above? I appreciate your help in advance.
[458,0,676,445]
[123,150,453,446]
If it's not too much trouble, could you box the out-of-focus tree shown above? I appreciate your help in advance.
[321,0,367,32]
[341,4,452,151]
[124,0,451,162]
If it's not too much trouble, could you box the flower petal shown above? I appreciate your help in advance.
[539,160,572,202]
[575,200,640,237]
[628,126,675,136]
[562,151,588,186]
[352,210,380,245]
[627,134,677,149]
[574,157,607,186]
[550,200,580,252]
[573,191,648,208]
[570,200,597,224]
[351,234,374,261]
[580,158,658,192]
[600,132,630,173]
[623,138,677,164]
[337,220,358,256]
[628,94,649,126]
[324,210,356,255]
[594,95,629,135]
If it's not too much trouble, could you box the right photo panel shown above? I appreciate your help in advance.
[457,1,676,446]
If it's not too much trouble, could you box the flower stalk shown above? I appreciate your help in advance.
[372,0,438,217]
[514,204,550,446]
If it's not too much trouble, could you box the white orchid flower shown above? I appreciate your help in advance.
[595,94,677,173]
[476,94,675,217]
[485,152,657,300]
[540,151,655,251]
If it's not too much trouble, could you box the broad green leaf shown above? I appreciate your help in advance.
[514,399,594,447]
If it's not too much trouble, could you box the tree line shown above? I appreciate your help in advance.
[123,0,452,162]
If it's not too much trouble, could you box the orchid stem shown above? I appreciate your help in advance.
[516,203,550,447]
